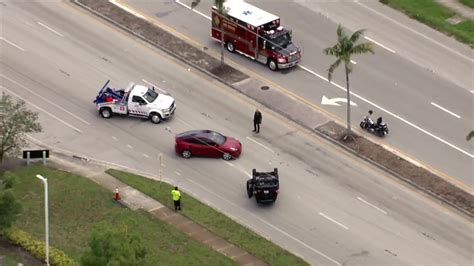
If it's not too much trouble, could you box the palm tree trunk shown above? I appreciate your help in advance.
[345,65,351,134]
[220,23,225,67]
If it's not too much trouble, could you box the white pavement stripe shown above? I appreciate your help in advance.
[176,0,212,20]
[430,102,461,119]
[109,0,147,20]
[364,36,395,53]
[1,86,81,133]
[1,74,91,125]
[142,153,150,158]
[0,37,26,51]
[299,66,473,158]
[298,65,329,81]
[224,161,234,167]
[350,60,357,65]
[357,197,387,215]
[127,144,133,149]
[470,90,474,94]
[142,79,167,93]
[356,1,473,63]
[319,212,349,230]
[37,22,64,37]
[112,136,118,141]
[174,171,181,176]
[185,178,341,265]
[246,137,274,153]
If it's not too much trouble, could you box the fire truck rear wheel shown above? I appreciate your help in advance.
[150,113,162,124]
[226,42,235,53]
[100,108,112,119]
[268,59,278,71]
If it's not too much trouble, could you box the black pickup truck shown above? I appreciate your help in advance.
[246,168,279,203]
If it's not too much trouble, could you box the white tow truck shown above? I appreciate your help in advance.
[93,80,176,124]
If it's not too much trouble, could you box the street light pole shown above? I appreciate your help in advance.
[36,174,49,266]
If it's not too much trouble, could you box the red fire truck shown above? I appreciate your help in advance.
[211,1,301,71]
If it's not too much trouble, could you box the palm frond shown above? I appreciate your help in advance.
[352,42,374,55]
[349,29,366,43]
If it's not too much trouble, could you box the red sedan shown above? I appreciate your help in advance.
[175,130,242,160]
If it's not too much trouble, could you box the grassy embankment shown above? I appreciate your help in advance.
[380,0,474,47]
[5,165,235,265]
[107,169,309,266]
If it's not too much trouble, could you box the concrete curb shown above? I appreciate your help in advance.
[70,0,472,217]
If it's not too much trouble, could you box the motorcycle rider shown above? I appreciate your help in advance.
[364,110,374,126]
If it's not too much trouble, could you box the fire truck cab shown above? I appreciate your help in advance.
[211,1,301,71]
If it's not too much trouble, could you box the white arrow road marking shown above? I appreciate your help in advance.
[0,37,25,51]
[246,137,274,153]
[357,197,387,215]
[142,79,167,93]
[430,102,461,119]
[1,86,81,133]
[37,22,64,37]
[321,95,357,106]
[319,212,349,230]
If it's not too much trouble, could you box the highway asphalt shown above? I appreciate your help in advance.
[0,1,472,265]
[120,0,473,187]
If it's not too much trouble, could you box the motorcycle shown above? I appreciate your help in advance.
[360,116,389,137]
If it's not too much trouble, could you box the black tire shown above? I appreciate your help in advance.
[268,59,278,71]
[272,194,278,202]
[252,169,256,177]
[150,112,162,124]
[226,42,235,53]
[246,180,253,198]
[181,150,191,159]
[100,107,112,119]
[360,121,366,129]
[273,168,278,175]
[222,153,232,161]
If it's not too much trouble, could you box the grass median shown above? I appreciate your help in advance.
[380,0,474,47]
[5,165,235,265]
[107,169,309,266]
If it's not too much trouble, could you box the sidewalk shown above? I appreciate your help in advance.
[437,0,474,20]
[48,153,267,266]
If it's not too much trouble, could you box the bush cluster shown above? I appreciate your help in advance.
[5,228,76,266]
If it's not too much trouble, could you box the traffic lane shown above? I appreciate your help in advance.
[292,0,473,91]
[6,1,470,264]
[122,0,472,181]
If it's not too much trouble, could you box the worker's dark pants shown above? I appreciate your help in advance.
[253,122,260,133]
[174,199,181,210]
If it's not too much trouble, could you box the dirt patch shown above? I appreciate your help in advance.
[317,121,473,216]
[73,0,472,216]
[76,0,248,84]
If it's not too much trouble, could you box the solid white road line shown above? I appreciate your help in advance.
[176,0,212,20]
[299,67,473,158]
[112,136,118,141]
[1,74,91,125]
[142,153,150,158]
[364,36,396,53]
[246,137,275,153]
[470,90,474,94]
[127,144,133,149]
[142,79,167,93]
[430,102,461,119]
[185,178,341,265]
[1,86,82,133]
[109,0,147,20]
[174,171,181,176]
[224,161,234,167]
[37,22,64,37]
[357,197,387,215]
[356,1,473,63]
[350,60,357,65]
[0,37,26,51]
[319,212,349,230]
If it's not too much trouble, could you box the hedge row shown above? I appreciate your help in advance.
[4,228,76,266]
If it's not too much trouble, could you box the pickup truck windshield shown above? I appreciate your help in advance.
[143,89,159,103]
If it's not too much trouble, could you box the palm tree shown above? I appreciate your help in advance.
[324,25,374,138]
[192,0,227,67]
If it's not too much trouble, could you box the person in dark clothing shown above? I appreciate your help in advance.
[253,109,262,133]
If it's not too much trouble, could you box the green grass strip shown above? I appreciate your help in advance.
[459,0,474,9]
[106,169,309,266]
[5,165,235,265]
[380,0,474,47]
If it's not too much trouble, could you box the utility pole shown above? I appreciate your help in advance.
[36,174,49,266]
